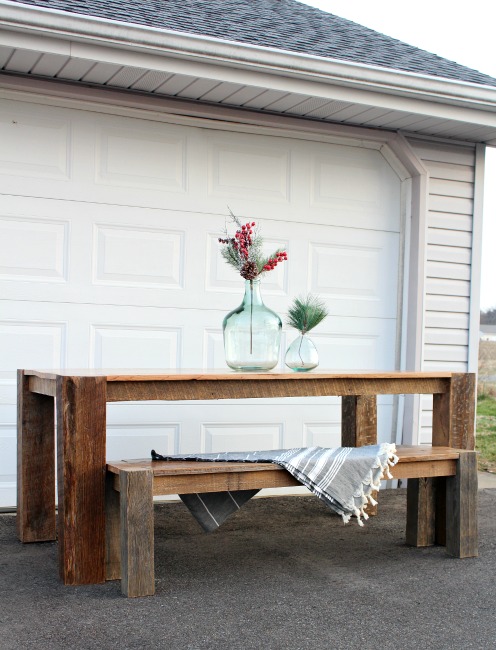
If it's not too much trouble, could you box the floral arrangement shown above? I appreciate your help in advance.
[218,209,288,280]
[287,294,328,335]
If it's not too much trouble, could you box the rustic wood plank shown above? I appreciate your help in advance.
[28,375,56,397]
[108,460,280,476]
[105,473,121,581]
[394,460,456,479]
[25,369,456,381]
[56,376,107,585]
[16,370,56,543]
[107,446,461,475]
[406,478,436,547]
[432,373,476,449]
[106,377,450,402]
[341,395,377,446]
[106,447,460,496]
[342,395,378,514]
[435,478,447,546]
[152,469,301,496]
[394,446,460,461]
[120,469,155,598]
[150,460,458,494]
[445,451,478,558]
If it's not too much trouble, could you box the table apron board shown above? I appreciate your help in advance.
[28,375,453,400]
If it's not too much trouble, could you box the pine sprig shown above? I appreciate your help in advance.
[287,294,328,334]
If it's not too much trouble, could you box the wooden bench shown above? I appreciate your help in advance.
[105,445,478,597]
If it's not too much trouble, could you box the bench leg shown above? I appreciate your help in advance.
[105,473,121,581]
[120,468,155,597]
[445,451,478,558]
[406,478,436,547]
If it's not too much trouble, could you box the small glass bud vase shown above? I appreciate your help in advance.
[223,279,282,371]
[285,334,319,372]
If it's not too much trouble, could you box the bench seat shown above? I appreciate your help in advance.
[105,445,478,597]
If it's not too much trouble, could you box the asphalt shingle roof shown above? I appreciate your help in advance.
[8,0,496,87]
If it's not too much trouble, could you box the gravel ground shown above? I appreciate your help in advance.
[1,488,495,650]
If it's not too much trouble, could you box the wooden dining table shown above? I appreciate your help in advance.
[16,368,475,586]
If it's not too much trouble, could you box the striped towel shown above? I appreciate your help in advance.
[151,444,398,533]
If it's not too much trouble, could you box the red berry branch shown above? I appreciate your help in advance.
[219,210,288,280]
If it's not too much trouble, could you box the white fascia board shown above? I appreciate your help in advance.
[1,0,496,117]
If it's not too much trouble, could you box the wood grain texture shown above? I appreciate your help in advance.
[18,367,473,589]
[56,376,107,585]
[103,443,473,592]
[106,377,450,402]
[432,373,476,449]
[16,370,56,542]
[342,395,378,514]
[105,473,121,581]
[446,451,478,558]
[152,469,301,496]
[107,446,461,474]
[406,478,436,547]
[341,395,377,446]
[120,469,155,598]
[106,447,460,496]
[24,369,456,382]
[394,460,456,479]
[435,478,447,546]
[28,375,56,397]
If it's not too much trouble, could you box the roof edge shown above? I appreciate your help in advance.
[2,0,496,110]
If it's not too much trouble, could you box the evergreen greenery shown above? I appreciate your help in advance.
[287,294,328,335]
[219,209,287,279]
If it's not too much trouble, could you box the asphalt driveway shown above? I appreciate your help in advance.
[1,486,495,650]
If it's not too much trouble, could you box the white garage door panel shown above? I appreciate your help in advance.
[105,402,394,461]
[0,300,396,397]
[0,197,398,319]
[0,96,403,507]
[0,99,401,231]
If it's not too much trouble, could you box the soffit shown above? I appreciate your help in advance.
[1,32,496,146]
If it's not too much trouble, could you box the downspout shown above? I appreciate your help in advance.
[388,135,429,446]
[468,144,486,375]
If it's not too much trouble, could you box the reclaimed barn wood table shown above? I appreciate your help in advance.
[17,369,475,586]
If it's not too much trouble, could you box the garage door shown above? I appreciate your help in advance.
[0,97,402,507]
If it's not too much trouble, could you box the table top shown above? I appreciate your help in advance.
[24,368,458,382]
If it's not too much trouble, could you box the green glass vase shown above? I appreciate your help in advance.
[223,279,282,371]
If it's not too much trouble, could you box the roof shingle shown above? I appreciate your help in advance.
[8,0,496,87]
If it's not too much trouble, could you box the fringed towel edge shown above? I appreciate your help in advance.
[343,443,399,526]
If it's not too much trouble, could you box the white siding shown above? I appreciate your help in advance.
[407,139,476,443]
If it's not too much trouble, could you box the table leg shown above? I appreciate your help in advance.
[342,395,378,514]
[17,370,56,542]
[432,373,476,449]
[56,376,107,585]
[408,372,476,548]
[341,395,378,447]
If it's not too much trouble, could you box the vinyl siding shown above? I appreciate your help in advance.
[406,138,476,444]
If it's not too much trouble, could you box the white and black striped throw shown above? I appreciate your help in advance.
[151,444,398,532]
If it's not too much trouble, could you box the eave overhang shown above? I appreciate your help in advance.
[1,0,496,145]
